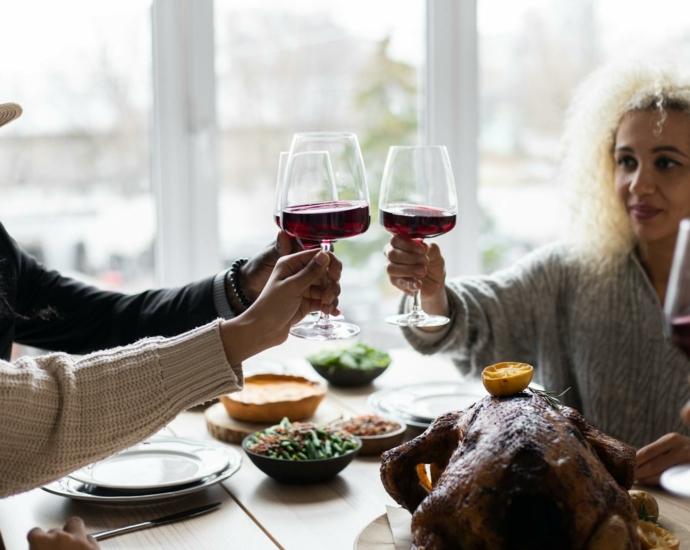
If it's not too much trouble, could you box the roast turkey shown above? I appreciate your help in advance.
[380,390,640,550]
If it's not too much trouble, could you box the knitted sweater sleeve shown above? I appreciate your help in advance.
[0,319,241,498]
[401,244,569,377]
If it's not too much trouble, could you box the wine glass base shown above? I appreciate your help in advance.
[385,313,450,328]
[297,312,344,324]
[290,321,360,341]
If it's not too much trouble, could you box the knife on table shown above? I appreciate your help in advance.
[89,502,221,541]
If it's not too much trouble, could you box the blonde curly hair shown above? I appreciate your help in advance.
[561,58,690,267]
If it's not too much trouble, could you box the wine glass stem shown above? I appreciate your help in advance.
[313,241,334,330]
[409,238,426,321]
[410,288,424,318]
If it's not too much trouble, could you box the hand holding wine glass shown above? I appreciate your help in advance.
[634,218,690,489]
[380,146,457,327]
[665,218,690,425]
[274,150,343,324]
[280,133,370,340]
[385,235,449,306]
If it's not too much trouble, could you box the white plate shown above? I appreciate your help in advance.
[660,465,690,499]
[368,381,485,429]
[68,437,229,491]
[368,380,544,429]
[43,444,241,504]
[407,392,482,423]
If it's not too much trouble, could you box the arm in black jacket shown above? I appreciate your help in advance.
[0,223,221,355]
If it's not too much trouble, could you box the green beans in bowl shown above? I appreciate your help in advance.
[242,417,361,483]
[307,343,391,387]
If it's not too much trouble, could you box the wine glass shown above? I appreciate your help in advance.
[665,219,690,353]
[274,150,343,324]
[661,217,690,497]
[379,145,457,327]
[281,132,370,340]
[273,151,289,230]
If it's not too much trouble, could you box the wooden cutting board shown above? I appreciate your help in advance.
[353,511,690,550]
[205,399,343,444]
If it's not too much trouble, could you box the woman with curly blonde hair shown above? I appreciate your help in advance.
[385,58,690,485]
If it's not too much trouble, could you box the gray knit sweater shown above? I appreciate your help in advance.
[402,243,690,449]
[0,320,242,498]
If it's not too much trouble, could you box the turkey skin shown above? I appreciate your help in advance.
[380,391,640,550]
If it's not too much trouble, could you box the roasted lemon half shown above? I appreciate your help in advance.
[481,362,534,397]
[629,490,659,522]
[637,520,679,550]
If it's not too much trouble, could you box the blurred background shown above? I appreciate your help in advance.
[1,0,690,349]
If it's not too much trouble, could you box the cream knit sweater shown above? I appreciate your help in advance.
[0,319,241,498]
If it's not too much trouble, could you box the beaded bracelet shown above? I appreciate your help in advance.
[229,258,253,310]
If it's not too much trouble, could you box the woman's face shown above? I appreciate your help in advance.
[614,109,690,248]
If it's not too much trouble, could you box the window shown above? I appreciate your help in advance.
[478,0,690,272]
[0,1,154,291]
[7,0,684,350]
[214,0,425,346]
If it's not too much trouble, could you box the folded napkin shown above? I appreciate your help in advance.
[386,505,412,550]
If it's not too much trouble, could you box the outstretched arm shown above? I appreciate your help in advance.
[1,249,339,498]
[387,242,571,376]
[5,225,340,356]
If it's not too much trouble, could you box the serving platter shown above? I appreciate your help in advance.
[353,513,396,550]
[353,508,690,550]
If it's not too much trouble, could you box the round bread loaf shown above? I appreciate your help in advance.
[220,374,327,423]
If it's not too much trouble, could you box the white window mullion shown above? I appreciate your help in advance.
[151,0,219,287]
[425,0,480,276]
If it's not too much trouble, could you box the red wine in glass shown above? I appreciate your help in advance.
[276,213,322,249]
[380,205,457,239]
[282,200,370,241]
[671,315,690,358]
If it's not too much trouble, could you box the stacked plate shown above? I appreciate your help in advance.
[661,465,690,499]
[43,437,241,504]
[367,381,486,429]
[368,380,544,429]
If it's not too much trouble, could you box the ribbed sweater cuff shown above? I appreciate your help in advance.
[157,320,243,409]
[212,269,236,319]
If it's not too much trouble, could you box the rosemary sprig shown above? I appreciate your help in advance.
[639,502,653,522]
[530,387,571,411]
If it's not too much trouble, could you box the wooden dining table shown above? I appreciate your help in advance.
[0,344,689,549]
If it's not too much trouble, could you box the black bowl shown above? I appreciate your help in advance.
[242,434,361,484]
[309,362,389,387]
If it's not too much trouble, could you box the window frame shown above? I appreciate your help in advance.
[425,0,479,276]
[151,0,220,286]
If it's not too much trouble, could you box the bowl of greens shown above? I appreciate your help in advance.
[242,417,361,483]
[307,343,391,387]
